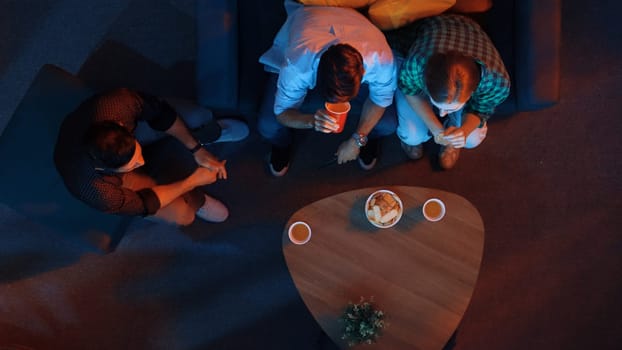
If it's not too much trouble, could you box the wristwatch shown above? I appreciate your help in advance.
[189,142,203,154]
[351,133,368,147]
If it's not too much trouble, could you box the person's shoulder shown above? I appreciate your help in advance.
[100,88,142,99]
[93,88,147,112]
[54,146,106,195]
[403,50,428,72]
[481,63,510,87]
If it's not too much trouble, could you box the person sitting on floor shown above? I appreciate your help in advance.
[54,88,248,225]
[394,14,510,169]
[257,0,398,176]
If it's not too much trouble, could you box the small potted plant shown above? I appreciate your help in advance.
[340,297,386,347]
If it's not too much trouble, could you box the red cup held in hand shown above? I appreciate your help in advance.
[324,102,351,133]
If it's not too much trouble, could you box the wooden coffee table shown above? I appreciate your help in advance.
[282,186,484,349]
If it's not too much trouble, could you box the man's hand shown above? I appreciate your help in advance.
[433,132,449,146]
[438,126,466,148]
[193,148,227,179]
[313,109,339,133]
[335,137,360,164]
[162,116,228,178]
[189,166,219,187]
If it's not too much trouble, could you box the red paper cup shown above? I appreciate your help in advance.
[324,102,351,133]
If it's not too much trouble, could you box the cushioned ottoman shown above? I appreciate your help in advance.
[0,64,129,244]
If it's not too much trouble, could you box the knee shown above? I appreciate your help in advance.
[464,138,483,149]
[374,107,398,136]
[175,210,196,226]
[186,109,213,129]
[464,125,488,149]
[257,111,286,141]
[257,112,276,137]
[167,98,214,129]
[169,202,197,226]
[397,124,429,145]
[372,116,397,137]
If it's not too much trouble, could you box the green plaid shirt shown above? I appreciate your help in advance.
[398,14,510,121]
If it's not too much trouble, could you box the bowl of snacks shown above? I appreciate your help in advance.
[365,190,403,228]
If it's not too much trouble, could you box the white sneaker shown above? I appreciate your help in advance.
[196,194,229,222]
[214,118,249,143]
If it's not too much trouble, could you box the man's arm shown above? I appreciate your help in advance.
[150,166,218,209]
[164,116,203,152]
[356,97,386,136]
[133,91,228,178]
[164,116,228,179]
[276,109,314,129]
[446,71,511,148]
[404,94,445,138]
[335,97,385,164]
[277,108,343,134]
[457,113,481,137]
[273,65,313,129]
[442,112,481,148]
[88,166,217,217]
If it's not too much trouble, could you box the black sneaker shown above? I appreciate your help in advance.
[269,145,291,177]
[191,119,221,144]
[400,141,423,160]
[357,138,379,171]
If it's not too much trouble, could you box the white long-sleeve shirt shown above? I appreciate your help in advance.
[260,1,397,116]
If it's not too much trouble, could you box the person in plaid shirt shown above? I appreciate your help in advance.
[395,14,510,169]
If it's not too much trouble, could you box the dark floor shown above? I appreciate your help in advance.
[1,0,621,349]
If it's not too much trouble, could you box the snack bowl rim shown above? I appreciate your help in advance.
[365,189,403,228]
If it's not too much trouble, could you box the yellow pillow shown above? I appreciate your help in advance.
[368,0,456,30]
[297,0,375,7]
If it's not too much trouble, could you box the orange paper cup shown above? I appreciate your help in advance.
[324,102,351,133]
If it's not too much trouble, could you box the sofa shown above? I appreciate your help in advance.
[196,0,561,116]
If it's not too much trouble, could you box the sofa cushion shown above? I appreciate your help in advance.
[368,0,456,30]
[480,0,560,113]
[298,0,372,6]
[299,0,456,30]
[196,0,286,115]
[196,0,238,111]
[514,0,560,110]
[450,0,492,13]
[0,64,127,238]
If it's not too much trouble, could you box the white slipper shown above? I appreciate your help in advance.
[196,194,229,222]
[214,118,249,143]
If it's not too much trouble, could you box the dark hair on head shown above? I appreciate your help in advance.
[317,44,364,102]
[424,51,481,104]
[84,121,136,169]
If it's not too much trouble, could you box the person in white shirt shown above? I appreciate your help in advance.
[258,0,397,176]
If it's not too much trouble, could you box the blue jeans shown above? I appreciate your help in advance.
[257,74,397,148]
[395,89,487,148]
